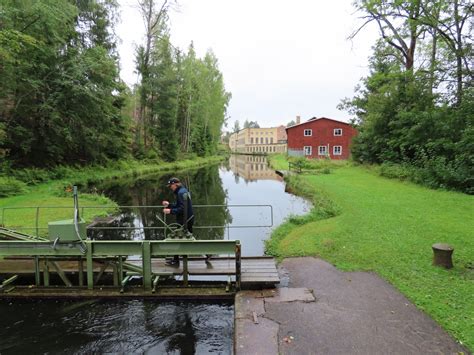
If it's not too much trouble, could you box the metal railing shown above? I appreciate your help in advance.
[0,238,242,290]
[0,204,274,238]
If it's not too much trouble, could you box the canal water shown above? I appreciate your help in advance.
[0,155,311,354]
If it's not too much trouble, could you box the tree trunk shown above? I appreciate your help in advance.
[429,29,438,95]
[454,0,463,105]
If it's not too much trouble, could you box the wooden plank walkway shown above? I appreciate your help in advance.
[0,286,236,300]
[0,256,280,289]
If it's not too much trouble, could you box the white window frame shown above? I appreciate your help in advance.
[318,146,328,156]
[304,129,312,136]
[333,145,342,155]
[334,128,342,136]
[304,146,312,156]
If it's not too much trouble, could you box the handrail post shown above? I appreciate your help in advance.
[235,241,241,290]
[142,241,152,290]
[78,258,84,286]
[270,205,274,227]
[86,241,93,289]
[163,212,167,239]
[35,207,40,237]
[34,256,40,286]
[43,258,50,286]
[183,255,188,287]
[118,256,123,284]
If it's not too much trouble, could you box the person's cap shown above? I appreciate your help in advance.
[167,177,180,186]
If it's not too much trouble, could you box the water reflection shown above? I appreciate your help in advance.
[88,164,231,242]
[222,155,311,255]
[229,154,283,182]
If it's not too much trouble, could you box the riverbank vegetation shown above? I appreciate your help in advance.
[0,155,225,230]
[267,155,473,349]
[339,0,473,194]
[0,1,230,171]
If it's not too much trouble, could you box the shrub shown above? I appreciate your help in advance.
[379,162,411,180]
[0,177,27,197]
[11,168,50,185]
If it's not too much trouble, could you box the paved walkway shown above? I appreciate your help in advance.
[235,257,470,355]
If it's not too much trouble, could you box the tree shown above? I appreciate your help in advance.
[149,34,179,161]
[175,47,230,156]
[0,0,129,167]
[221,131,231,144]
[341,0,473,193]
[351,0,423,70]
[135,0,174,152]
[232,120,240,133]
[134,9,230,159]
[418,0,473,104]
[244,120,260,128]
[176,43,197,154]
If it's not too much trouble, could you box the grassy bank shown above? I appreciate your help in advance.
[267,155,474,349]
[0,156,225,230]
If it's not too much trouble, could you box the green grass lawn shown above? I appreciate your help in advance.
[267,155,474,350]
[0,184,114,235]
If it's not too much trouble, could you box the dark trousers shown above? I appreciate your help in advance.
[177,215,194,233]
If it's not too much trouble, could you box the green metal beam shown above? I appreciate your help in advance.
[1,275,18,289]
[0,241,82,256]
[0,228,48,242]
[49,261,73,287]
[0,240,240,257]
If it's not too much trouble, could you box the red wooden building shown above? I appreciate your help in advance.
[286,117,358,160]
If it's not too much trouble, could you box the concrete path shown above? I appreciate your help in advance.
[235,257,470,355]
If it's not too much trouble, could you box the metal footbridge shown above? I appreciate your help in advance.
[0,189,279,299]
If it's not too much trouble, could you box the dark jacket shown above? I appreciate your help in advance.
[169,185,194,226]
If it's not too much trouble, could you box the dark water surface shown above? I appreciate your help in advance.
[1,155,310,354]
[0,300,233,354]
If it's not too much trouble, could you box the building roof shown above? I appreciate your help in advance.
[286,117,353,131]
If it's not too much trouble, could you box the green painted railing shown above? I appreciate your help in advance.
[0,239,241,291]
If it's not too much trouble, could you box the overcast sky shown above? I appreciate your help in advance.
[117,0,378,130]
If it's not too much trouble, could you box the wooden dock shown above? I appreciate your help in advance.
[0,256,279,298]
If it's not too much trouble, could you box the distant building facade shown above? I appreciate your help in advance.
[286,117,358,160]
[229,126,287,154]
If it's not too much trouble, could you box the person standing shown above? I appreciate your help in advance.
[162,177,194,266]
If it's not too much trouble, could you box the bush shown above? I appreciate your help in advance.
[49,165,73,180]
[11,168,50,185]
[379,162,411,180]
[288,156,347,173]
[0,177,27,197]
[377,158,474,195]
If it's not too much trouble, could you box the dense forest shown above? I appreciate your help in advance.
[341,0,473,193]
[0,0,230,169]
